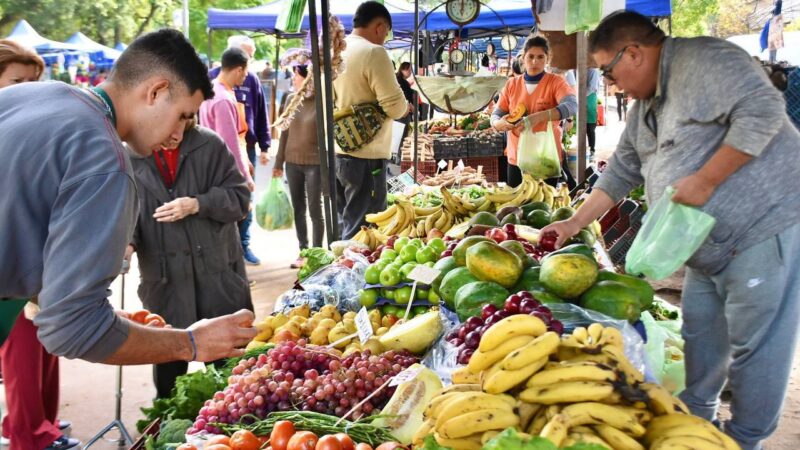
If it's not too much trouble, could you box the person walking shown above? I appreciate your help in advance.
[609,83,627,122]
[491,36,577,187]
[273,64,324,268]
[332,1,410,239]
[542,12,800,450]
[209,36,272,266]
[127,119,252,398]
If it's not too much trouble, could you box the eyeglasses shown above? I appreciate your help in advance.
[600,45,634,82]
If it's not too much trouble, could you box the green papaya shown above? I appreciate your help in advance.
[454,281,509,321]
[521,201,552,216]
[530,289,566,304]
[580,281,642,323]
[541,243,596,264]
[511,267,544,293]
[596,271,655,310]
[500,240,536,269]
[452,236,491,266]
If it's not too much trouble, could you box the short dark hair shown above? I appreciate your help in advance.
[221,47,249,71]
[588,11,665,54]
[523,36,550,55]
[353,1,392,30]
[397,61,411,76]
[511,57,522,75]
[110,28,213,100]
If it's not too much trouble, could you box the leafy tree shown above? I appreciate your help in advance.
[670,0,718,37]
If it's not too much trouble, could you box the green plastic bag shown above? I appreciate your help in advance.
[641,310,686,395]
[256,178,294,231]
[565,0,604,34]
[276,0,307,33]
[625,187,716,280]
[517,116,561,180]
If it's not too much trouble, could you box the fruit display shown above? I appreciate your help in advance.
[372,364,443,444]
[417,320,741,450]
[421,166,488,188]
[445,292,565,366]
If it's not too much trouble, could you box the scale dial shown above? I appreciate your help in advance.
[446,0,481,27]
[501,34,518,52]
[450,48,465,64]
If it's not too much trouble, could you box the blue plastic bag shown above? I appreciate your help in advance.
[625,187,716,280]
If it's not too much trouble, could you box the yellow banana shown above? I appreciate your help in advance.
[594,424,646,450]
[451,365,481,385]
[519,380,616,405]
[565,427,612,449]
[599,326,625,350]
[588,323,604,344]
[476,196,493,212]
[601,344,645,384]
[542,182,554,208]
[527,178,541,203]
[431,383,482,398]
[639,382,691,416]
[483,357,547,394]
[500,331,560,370]
[468,335,536,373]
[433,208,449,230]
[526,361,618,387]
[539,413,569,447]
[412,419,435,447]
[531,181,545,202]
[527,407,549,435]
[433,433,483,450]
[517,401,542,431]
[478,315,547,352]
[366,205,397,224]
[561,402,650,437]
[415,205,440,216]
[382,202,406,235]
[485,185,520,203]
[645,414,740,450]
[437,408,520,439]
[649,434,727,450]
[434,392,515,429]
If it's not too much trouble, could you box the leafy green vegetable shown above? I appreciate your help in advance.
[422,434,452,450]
[298,247,335,280]
[481,428,608,450]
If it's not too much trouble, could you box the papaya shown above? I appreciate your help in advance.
[454,281,509,321]
[507,103,527,124]
[567,228,597,247]
[512,267,544,292]
[539,253,598,299]
[542,243,595,264]
[465,241,524,288]
[597,271,654,310]
[438,267,479,309]
[551,206,576,222]
[431,256,458,292]
[530,289,566,304]
[452,236,491,266]
[526,209,551,229]
[580,281,642,323]
[501,213,521,225]
[469,211,500,227]
[500,240,536,269]
[520,201,552,217]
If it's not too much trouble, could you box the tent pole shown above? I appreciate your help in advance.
[207,30,213,67]
[307,0,337,244]
[576,31,588,184]
[273,33,280,125]
[412,0,420,180]
[320,0,339,241]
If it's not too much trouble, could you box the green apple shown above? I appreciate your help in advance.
[381,288,395,299]
[393,237,410,253]
[416,287,430,300]
[379,265,401,286]
[428,237,446,254]
[408,238,424,249]
[400,262,418,281]
[394,286,413,305]
[358,289,378,307]
[399,245,418,263]
[380,248,398,261]
[364,265,382,285]
[415,246,437,264]
[428,289,441,305]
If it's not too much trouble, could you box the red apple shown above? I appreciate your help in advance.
[485,228,508,243]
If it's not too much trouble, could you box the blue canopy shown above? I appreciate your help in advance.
[66,32,121,61]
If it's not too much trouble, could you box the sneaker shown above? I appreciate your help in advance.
[290,258,305,269]
[57,420,71,432]
[1,436,9,446]
[44,436,81,450]
[243,247,261,265]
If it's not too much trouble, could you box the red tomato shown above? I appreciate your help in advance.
[177,445,198,450]
[269,420,296,450]
[207,436,232,446]
[287,431,319,450]
[230,430,261,450]
[315,435,342,450]
[334,434,355,450]
[206,445,233,450]
[375,443,407,450]
[355,444,373,450]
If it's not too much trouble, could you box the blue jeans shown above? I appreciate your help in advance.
[679,221,800,450]
[238,146,258,250]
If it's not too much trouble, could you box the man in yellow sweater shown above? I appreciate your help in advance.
[333,1,410,239]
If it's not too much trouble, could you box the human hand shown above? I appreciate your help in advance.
[273,168,284,178]
[565,120,574,133]
[539,218,583,250]
[672,173,716,207]
[493,116,518,132]
[259,152,269,166]
[154,197,199,223]
[247,180,256,192]
[248,161,256,177]
[188,309,257,361]
[124,244,135,263]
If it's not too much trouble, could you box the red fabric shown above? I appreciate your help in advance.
[154,147,180,187]
[0,316,61,449]
[597,104,606,126]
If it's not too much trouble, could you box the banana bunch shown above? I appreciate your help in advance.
[418,385,520,450]
[350,226,388,250]
[644,414,741,450]
[365,199,417,237]
[553,184,571,209]
[440,186,479,217]
[418,205,457,235]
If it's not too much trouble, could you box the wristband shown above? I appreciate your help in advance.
[187,330,198,361]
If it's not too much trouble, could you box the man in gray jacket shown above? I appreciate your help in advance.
[542,12,800,450]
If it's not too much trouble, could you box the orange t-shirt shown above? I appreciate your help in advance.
[496,73,575,165]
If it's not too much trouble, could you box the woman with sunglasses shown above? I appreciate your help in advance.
[491,36,577,187]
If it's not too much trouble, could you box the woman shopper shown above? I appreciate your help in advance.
[492,36,577,187]
[126,118,253,398]
[273,65,324,268]
[0,39,79,450]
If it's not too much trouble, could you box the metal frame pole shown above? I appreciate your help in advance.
[412,0,420,178]
[307,0,338,243]
[320,0,339,241]
[576,32,588,184]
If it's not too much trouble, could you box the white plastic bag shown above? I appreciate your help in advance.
[517,116,561,179]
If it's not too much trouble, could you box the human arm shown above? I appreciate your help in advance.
[491,79,516,132]
[252,74,272,153]
[210,100,255,188]
[540,189,617,249]
[192,134,250,224]
[368,47,410,120]
[526,76,577,126]
[671,144,753,206]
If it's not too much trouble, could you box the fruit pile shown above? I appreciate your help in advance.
[188,341,417,435]
[445,292,565,365]
[416,319,741,450]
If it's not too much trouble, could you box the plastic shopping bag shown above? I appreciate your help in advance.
[517,117,561,180]
[256,178,294,231]
[641,310,686,394]
[565,0,604,34]
[625,187,716,280]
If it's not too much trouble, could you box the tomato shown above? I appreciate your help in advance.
[177,445,198,450]
[269,420,296,450]
[144,313,167,327]
[355,444,373,450]
[333,434,355,450]
[287,431,318,450]
[375,443,407,450]
[315,435,342,450]
[129,309,150,324]
[230,430,261,450]
[206,445,233,450]
[207,436,232,446]
[257,436,269,447]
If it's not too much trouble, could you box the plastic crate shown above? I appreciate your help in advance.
[433,137,471,159]
[463,156,500,182]
[469,134,505,157]
[400,161,438,180]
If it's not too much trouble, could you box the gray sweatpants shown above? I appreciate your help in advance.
[285,163,324,251]
[679,221,800,450]
[334,156,387,240]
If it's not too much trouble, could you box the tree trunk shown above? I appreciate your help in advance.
[136,0,159,37]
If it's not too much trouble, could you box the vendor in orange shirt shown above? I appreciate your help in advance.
[492,36,577,187]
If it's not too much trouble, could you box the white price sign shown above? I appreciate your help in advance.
[408,265,441,285]
[457,159,466,171]
[355,307,373,345]
[438,159,448,169]
[390,365,422,387]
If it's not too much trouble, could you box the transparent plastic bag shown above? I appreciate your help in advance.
[641,311,686,394]
[517,116,561,179]
[256,178,294,231]
[420,307,461,385]
[300,260,366,312]
[565,0,603,34]
[273,284,338,314]
[626,187,716,280]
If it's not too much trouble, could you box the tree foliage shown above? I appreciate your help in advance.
[670,0,718,37]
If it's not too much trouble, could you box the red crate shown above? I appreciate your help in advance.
[401,156,500,183]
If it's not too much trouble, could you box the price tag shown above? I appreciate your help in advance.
[438,159,448,169]
[457,159,466,171]
[408,265,441,285]
[355,307,373,345]
[390,365,423,387]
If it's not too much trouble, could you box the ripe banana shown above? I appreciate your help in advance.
[645,414,740,450]
[600,326,624,350]
[382,202,407,235]
[501,331,560,370]
[588,323,604,343]
[483,357,548,394]
[476,196,493,212]
[526,361,618,387]
[480,431,501,445]
[561,402,650,437]
[433,384,482,397]
[366,205,397,224]
[527,407,549,435]
[517,401,542,431]
[478,315,547,352]
[531,181,546,202]
[639,382,691,416]
[564,427,612,449]
[486,184,521,203]
[434,392,515,429]
[437,408,520,439]
[542,182,555,208]
[649,434,728,450]
[539,413,570,447]
[468,334,535,373]
[412,419,435,447]
[414,205,440,216]
[451,365,481,385]
[601,344,645,384]
[433,432,483,450]
[425,208,443,234]
[594,424,646,450]
[519,380,616,405]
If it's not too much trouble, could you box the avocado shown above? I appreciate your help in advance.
[501,213,521,225]
[469,211,500,227]
[526,209,552,229]
[551,206,576,222]
[521,201,552,216]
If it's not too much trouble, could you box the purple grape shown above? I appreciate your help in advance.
[464,330,481,349]
[504,295,521,313]
[481,304,499,319]
[466,316,485,329]
[457,347,475,365]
